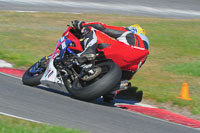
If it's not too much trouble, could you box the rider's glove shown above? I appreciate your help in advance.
[72,20,85,30]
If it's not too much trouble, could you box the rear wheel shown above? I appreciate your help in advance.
[65,60,122,101]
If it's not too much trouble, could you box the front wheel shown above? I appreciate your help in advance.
[65,60,122,101]
[22,57,48,86]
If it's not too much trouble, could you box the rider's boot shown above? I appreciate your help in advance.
[103,91,118,103]
[75,54,96,65]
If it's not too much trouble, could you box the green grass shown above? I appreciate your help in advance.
[0,11,200,116]
[0,114,84,133]
[163,61,200,77]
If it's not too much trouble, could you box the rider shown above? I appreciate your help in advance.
[72,20,149,102]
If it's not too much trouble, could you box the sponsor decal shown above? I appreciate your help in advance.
[45,69,51,77]
[48,71,54,78]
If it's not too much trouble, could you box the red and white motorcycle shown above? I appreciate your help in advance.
[22,26,149,101]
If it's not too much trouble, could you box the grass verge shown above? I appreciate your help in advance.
[163,61,200,77]
[0,114,84,133]
[0,11,200,116]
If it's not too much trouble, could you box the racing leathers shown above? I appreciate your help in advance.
[73,20,149,80]
[81,22,149,50]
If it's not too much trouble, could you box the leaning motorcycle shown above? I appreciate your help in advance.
[22,26,149,101]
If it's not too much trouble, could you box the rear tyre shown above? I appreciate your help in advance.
[66,60,122,101]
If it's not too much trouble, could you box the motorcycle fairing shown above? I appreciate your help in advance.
[40,36,72,91]
[94,30,149,72]
[101,42,149,71]
[40,59,67,91]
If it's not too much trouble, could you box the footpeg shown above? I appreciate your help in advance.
[119,80,131,91]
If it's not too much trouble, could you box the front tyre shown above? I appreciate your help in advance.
[66,60,122,101]
[22,57,48,86]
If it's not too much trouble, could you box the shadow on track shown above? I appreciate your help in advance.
[35,85,143,107]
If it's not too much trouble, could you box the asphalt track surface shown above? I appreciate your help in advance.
[0,0,200,19]
[0,73,200,133]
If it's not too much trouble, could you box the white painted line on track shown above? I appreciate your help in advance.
[7,10,82,14]
[115,103,157,108]
[0,72,22,80]
[1,0,200,16]
[0,71,48,124]
[0,111,43,124]
[0,71,48,88]
[14,10,40,13]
